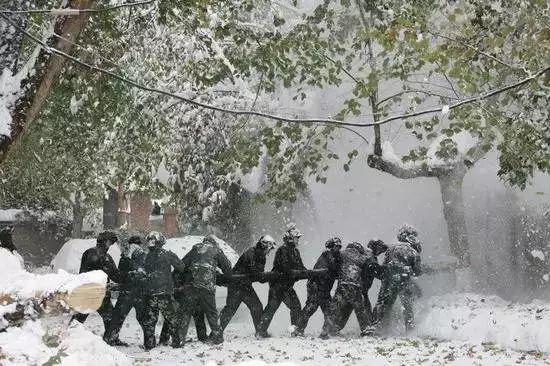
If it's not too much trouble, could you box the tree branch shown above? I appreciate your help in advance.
[367,153,438,179]
[0,0,154,15]
[426,30,529,74]
[3,13,548,133]
[376,88,460,107]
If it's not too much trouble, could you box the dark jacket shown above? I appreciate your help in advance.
[79,246,121,283]
[180,241,232,293]
[143,247,186,295]
[118,245,147,292]
[232,246,266,281]
[361,248,385,291]
[271,243,306,287]
[338,242,369,287]
[307,250,341,292]
[383,241,422,278]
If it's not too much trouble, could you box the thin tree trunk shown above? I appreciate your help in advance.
[71,191,83,238]
[0,0,96,164]
[438,172,471,267]
[103,185,118,229]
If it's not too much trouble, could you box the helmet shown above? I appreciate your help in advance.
[325,237,342,249]
[397,224,418,242]
[97,231,118,246]
[146,231,166,247]
[203,234,217,245]
[347,241,365,254]
[283,224,302,243]
[367,239,388,256]
[397,224,421,252]
[257,235,276,250]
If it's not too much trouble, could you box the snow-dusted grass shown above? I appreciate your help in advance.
[415,293,550,354]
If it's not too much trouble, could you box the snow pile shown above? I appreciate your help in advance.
[51,239,121,274]
[416,293,550,353]
[59,323,131,365]
[165,235,240,265]
[0,208,24,222]
[0,320,131,366]
[1,247,106,307]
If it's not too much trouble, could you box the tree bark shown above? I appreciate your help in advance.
[71,191,83,238]
[438,171,471,267]
[103,185,118,229]
[0,0,96,164]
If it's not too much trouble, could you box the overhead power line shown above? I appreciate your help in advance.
[0,0,155,15]
[1,12,548,130]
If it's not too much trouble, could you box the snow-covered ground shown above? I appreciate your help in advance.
[73,309,548,366]
[2,292,550,365]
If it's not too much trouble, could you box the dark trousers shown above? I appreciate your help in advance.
[295,285,333,333]
[178,287,222,343]
[72,291,113,331]
[219,284,263,332]
[323,284,370,334]
[258,284,301,333]
[335,288,373,332]
[103,290,147,342]
[142,294,179,349]
[374,276,415,331]
[160,295,208,343]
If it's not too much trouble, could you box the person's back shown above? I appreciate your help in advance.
[271,242,306,287]
[338,242,369,287]
[233,246,266,276]
[144,247,181,295]
[183,237,232,292]
[177,235,232,345]
[374,224,423,332]
[307,249,340,291]
[384,242,421,277]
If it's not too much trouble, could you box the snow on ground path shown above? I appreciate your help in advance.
[80,313,549,366]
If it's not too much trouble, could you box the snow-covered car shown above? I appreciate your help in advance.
[51,235,239,304]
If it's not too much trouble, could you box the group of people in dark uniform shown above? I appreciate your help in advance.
[71,223,423,349]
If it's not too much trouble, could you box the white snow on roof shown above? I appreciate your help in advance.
[0,209,23,222]
[165,235,239,265]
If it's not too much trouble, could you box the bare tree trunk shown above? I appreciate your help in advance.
[103,185,118,229]
[438,171,471,267]
[71,191,83,238]
[0,0,96,164]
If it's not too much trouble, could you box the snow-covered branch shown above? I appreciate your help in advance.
[0,0,154,15]
[2,11,548,139]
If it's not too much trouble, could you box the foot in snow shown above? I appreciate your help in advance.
[255,331,271,339]
[105,338,129,347]
[319,331,329,340]
[291,329,304,337]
